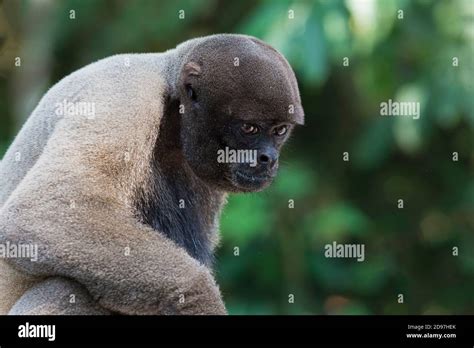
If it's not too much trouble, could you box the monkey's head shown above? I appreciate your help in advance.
[177,35,304,193]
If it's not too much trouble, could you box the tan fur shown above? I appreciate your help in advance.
[0,260,43,314]
[9,277,111,315]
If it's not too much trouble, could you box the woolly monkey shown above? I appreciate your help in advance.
[0,34,304,315]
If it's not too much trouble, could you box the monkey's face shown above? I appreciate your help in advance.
[178,36,304,192]
[219,118,293,192]
[178,79,299,193]
[180,107,294,192]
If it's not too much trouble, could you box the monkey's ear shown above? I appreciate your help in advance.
[183,62,201,78]
[180,62,201,92]
[292,104,305,125]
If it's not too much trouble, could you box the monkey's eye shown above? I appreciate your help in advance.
[241,123,259,135]
[186,84,197,101]
[274,125,288,136]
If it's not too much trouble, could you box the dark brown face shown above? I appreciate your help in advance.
[218,118,293,192]
[177,35,304,192]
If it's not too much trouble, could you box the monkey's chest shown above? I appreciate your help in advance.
[138,194,215,267]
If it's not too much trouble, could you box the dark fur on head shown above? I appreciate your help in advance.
[137,35,304,265]
[178,35,304,192]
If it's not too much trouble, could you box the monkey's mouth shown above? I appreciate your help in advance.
[232,170,274,191]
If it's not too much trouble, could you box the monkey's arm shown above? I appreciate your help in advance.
[1,168,226,315]
[9,277,111,315]
[2,200,225,315]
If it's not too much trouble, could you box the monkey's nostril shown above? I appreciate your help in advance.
[259,154,270,163]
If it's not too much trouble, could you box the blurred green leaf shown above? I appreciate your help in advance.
[307,202,371,240]
[221,194,271,245]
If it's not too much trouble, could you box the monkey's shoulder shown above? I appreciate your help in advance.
[29,53,170,152]
[43,53,168,105]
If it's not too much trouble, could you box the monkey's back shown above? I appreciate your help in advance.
[0,52,169,314]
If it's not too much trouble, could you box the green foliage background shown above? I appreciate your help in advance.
[0,0,473,314]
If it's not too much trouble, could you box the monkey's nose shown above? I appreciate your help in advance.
[258,148,278,169]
